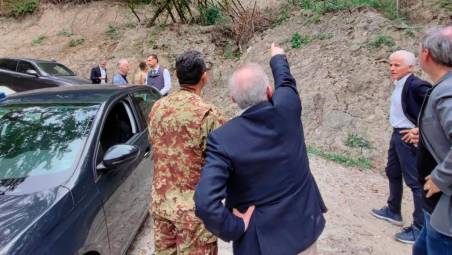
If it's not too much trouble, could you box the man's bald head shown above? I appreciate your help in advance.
[229,63,270,109]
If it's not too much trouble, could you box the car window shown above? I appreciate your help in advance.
[36,62,75,76]
[97,101,137,165]
[17,61,37,74]
[0,104,99,182]
[0,59,18,72]
[130,90,160,128]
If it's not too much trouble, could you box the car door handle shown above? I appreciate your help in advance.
[144,147,151,158]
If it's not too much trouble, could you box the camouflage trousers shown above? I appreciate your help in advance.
[153,214,218,255]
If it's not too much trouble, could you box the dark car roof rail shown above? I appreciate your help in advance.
[0,57,60,63]
[2,85,159,104]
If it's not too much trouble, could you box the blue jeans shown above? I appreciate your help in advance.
[413,211,452,255]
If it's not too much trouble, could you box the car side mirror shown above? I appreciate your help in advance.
[25,69,38,76]
[100,144,140,170]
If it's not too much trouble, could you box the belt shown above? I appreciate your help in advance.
[393,127,411,132]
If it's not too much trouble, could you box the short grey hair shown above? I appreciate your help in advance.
[389,50,416,66]
[117,58,128,67]
[228,63,269,109]
[422,26,452,67]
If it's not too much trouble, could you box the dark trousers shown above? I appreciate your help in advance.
[386,130,424,227]
[413,211,452,255]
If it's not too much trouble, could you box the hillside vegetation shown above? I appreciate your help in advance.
[0,0,450,170]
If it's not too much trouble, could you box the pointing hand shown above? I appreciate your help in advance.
[271,43,285,57]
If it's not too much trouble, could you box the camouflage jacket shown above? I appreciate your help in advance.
[148,89,224,223]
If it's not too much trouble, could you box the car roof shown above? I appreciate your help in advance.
[0,57,59,64]
[0,85,154,105]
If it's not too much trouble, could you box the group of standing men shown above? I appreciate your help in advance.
[148,43,326,255]
[146,26,452,255]
[89,54,172,96]
[93,25,450,255]
[370,25,452,255]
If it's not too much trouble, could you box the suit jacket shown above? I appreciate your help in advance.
[112,73,128,85]
[90,66,108,84]
[195,55,327,255]
[419,71,452,237]
[401,74,431,125]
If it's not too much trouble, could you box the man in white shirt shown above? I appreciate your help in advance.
[371,50,431,244]
[146,54,172,96]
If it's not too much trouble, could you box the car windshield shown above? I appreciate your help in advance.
[0,104,99,190]
[36,62,75,76]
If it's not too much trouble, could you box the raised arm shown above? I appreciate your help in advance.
[269,43,300,111]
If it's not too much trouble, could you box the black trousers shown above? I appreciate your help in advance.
[386,129,424,227]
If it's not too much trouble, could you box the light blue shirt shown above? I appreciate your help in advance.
[389,74,415,128]
[112,73,128,85]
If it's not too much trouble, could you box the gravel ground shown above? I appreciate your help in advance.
[128,155,413,255]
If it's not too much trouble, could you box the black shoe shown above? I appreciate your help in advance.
[371,206,403,226]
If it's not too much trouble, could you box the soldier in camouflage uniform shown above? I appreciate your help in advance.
[148,51,224,255]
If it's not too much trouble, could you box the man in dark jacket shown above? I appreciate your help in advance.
[90,59,108,84]
[195,43,326,255]
[412,25,452,255]
[371,50,431,244]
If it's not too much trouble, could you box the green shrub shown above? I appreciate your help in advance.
[308,146,373,170]
[291,32,310,49]
[368,34,395,49]
[345,133,373,149]
[199,5,223,25]
[105,25,121,40]
[32,34,47,45]
[68,37,85,47]
[10,0,38,17]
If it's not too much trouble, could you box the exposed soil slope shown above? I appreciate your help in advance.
[1,1,447,168]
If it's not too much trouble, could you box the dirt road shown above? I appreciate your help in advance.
[127,155,413,255]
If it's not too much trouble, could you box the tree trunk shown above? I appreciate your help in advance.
[147,0,172,27]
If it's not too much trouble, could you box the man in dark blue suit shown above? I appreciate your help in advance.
[371,50,431,244]
[195,44,326,255]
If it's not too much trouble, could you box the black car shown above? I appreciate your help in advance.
[0,58,90,93]
[0,85,160,255]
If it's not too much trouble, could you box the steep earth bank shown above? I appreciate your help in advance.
[0,1,448,169]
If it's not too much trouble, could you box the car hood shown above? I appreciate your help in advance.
[0,186,74,255]
[54,76,90,85]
